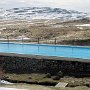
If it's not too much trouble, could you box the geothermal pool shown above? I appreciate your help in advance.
[0,43,90,59]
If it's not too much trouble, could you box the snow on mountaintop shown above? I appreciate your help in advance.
[0,7,89,20]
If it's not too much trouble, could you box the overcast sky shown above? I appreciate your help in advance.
[0,0,90,12]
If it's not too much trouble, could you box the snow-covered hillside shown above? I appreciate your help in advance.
[0,7,89,20]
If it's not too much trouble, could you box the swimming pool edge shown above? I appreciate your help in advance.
[0,52,90,63]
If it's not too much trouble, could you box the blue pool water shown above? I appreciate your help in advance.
[0,43,90,59]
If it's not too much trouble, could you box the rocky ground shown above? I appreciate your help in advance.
[0,19,90,45]
[0,73,90,90]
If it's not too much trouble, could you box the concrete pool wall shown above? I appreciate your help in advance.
[0,53,90,76]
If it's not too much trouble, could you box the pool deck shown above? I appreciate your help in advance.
[0,52,90,63]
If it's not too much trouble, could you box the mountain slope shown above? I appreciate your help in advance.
[0,7,89,20]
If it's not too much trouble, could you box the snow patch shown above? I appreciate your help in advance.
[0,87,28,90]
[0,80,13,84]
[76,24,90,27]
